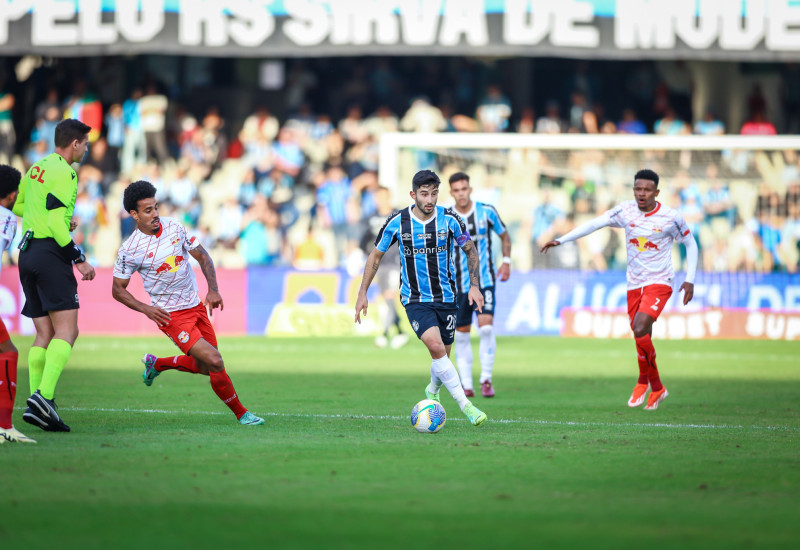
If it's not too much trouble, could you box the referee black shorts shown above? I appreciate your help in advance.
[19,237,79,318]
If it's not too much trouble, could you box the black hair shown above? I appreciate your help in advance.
[448,172,470,185]
[634,169,659,187]
[412,169,440,192]
[54,119,92,148]
[123,180,157,213]
[0,165,21,199]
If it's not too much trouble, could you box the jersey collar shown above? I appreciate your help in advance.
[154,222,163,238]
[644,202,661,217]
[409,205,436,225]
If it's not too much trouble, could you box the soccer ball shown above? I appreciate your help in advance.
[411,399,446,433]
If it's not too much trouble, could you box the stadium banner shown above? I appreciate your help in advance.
[0,266,247,336]
[1,0,799,60]
[561,309,800,340]
[245,267,800,338]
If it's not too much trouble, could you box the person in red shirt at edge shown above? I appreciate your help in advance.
[540,169,698,411]
[112,180,264,426]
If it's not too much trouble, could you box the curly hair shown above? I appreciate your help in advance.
[0,164,21,200]
[634,169,659,187]
[123,180,157,213]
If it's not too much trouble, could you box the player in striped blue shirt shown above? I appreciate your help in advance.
[355,170,488,426]
[448,173,511,398]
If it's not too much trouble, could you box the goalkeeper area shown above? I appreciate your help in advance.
[3,335,798,549]
[379,134,800,273]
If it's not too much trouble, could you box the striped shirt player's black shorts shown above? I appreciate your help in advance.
[404,302,457,345]
[18,237,79,318]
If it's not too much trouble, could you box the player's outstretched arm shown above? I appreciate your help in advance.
[497,231,512,281]
[189,245,223,313]
[541,212,613,254]
[462,240,484,313]
[355,247,385,324]
[112,276,171,326]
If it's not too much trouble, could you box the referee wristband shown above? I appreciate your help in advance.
[502,256,511,265]
[60,240,83,263]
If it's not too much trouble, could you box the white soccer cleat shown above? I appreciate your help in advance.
[0,425,37,443]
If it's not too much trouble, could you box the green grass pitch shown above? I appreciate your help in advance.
[1,335,798,549]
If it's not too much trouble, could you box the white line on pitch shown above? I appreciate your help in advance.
[45,406,800,432]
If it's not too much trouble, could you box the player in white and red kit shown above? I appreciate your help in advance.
[112,180,264,425]
[0,165,35,443]
[541,169,698,410]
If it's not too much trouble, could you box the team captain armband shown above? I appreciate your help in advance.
[456,233,471,246]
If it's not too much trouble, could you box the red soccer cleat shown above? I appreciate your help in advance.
[463,386,475,398]
[644,387,669,411]
[481,380,495,398]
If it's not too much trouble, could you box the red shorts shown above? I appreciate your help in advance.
[159,303,218,354]
[627,284,673,326]
[0,318,9,344]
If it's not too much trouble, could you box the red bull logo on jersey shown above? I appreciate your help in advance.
[155,255,185,274]
[629,237,659,251]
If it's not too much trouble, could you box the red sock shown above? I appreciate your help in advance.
[0,351,19,429]
[154,355,201,374]
[635,334,663,391]
[634,340,650,385]
[209,370,248,419]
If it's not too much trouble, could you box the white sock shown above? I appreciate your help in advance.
[454,331,473,390]
[431,355,470,410]
[478,325,496,384]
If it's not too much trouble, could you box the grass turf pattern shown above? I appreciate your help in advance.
[1,336,798,549]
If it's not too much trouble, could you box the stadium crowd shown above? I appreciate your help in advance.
[0,58,798,273]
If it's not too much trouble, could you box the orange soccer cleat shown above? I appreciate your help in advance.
[627,383,649,407]
[644,387,669,411]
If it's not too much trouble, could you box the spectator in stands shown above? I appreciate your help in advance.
[703,164,736,227]
[654,107,689,135]
[240,195,273,266]
[121,88,145,175]
[741,110,777,135]
[339,105,369,147]
[364,105,399,138]
[516,107,535,133]
[535,101,565,134]
[400,97,447,133]
[476,84,512,132]
[270,127,304,181]
[105,103,125,172]
[568,91,589,132]
[0,78,15,164]
[140,84,169,164]
[617,108,647,134]
[239,106,279,167]
[217,197,244,250]
[293,225,325,271]
[694,107,726,135]
[34,87,60,125]
[530,187,565,267]
[316,163,353,264]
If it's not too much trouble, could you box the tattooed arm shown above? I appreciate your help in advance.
[355,247,386,323]
[461,240,484,312]
[189,245,223,312]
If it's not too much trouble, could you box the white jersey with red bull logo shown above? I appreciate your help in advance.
[605,200,692,290]
[113,217,201,312]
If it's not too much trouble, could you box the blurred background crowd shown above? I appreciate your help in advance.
[0,55,798,273]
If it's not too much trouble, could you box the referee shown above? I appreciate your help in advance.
[14,119,96,432]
